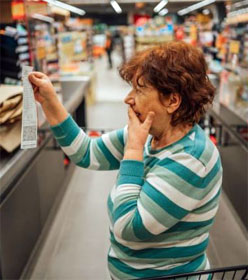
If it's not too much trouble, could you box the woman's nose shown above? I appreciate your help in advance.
[124,92,134,105]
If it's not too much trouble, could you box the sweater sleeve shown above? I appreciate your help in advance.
[50,115,127,170]
[112,154,222,242]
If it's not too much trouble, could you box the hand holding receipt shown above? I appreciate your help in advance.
[28,72,68,126]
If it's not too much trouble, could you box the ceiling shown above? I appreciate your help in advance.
[64,0,225,15]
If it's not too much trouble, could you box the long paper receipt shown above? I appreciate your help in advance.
[21,66,37,149]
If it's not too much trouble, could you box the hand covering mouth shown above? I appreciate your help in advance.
[132,108,141,117]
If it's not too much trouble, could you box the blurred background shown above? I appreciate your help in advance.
[0,0,247,279]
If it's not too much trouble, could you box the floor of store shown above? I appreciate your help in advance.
[25,53,248,280]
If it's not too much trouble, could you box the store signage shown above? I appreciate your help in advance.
[134,14,150,26]
[11,0,25,20]
[230,40,240,54]
[25,1,49,17]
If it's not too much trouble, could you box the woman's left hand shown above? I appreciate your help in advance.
[124,107,155,161]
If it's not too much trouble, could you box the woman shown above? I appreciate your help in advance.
[29,41,222,280]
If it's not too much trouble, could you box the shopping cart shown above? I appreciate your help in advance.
[140,265,248,280]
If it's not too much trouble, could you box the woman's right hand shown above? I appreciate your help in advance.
[28,72,58,105]
[28,71,68,126]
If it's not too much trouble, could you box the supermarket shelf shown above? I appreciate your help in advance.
[209,101,248,230]
[220,100,248,125]
[0,76,90,279]
[222,63,248,76]
[226,13,248,25]
[0,79,90,198]
[210,104,248,153]
[135,35,173,44]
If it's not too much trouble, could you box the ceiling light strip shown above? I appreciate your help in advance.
[233,0,248,8]
[43,0,86,15]
[159,8,168,16]
[110,0,122,14]
[228,7,248,17]
[178,0,216,16]
[154,0,168,13]
[32,13,54,23]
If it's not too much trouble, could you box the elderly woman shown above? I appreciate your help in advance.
[29,41,222,280]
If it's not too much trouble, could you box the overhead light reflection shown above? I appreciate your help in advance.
[154,0,168,13]
[43,0,85,15]
[159,8,168,16]
[233,0,248,8]
[110,0,122,14]
[178,0,216,16]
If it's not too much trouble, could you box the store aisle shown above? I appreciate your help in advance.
[95,51,131,102]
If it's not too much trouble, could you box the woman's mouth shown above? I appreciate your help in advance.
[131,107,141,118]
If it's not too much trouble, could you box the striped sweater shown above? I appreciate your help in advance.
[51,115,222,280]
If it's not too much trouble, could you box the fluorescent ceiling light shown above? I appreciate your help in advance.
[43,0,85,15]
[234,0,248,8]
[154,0,168,13]
[228,7,248,17]
[159,8,168,16]
[32,13,54,23]
[178,0,215,16]
[110,0,122,14]
[202,8,210,15]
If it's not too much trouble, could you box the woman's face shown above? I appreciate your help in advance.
[124,80,170,134]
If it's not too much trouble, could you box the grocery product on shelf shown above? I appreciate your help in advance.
[180,2,248,123]
[0,24,30,84]
[28,18,59,81]
[58,18,94,76]
[92,33,106,58]
[58,31,93,76]
[217,20,248,122]
[123,34,135,61]
[135,16,174,52]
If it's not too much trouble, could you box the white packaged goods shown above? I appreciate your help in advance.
[21,66,37,149]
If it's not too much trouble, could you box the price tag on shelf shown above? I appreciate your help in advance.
[37,46,46,60]
[230,40,240,54]
[21,66,37,149]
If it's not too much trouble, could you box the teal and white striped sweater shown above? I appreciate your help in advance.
[51,115,222,280]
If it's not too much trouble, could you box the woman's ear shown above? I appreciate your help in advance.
[164,93,181,114]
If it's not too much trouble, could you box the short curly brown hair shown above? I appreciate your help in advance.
[119,41,215,126]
